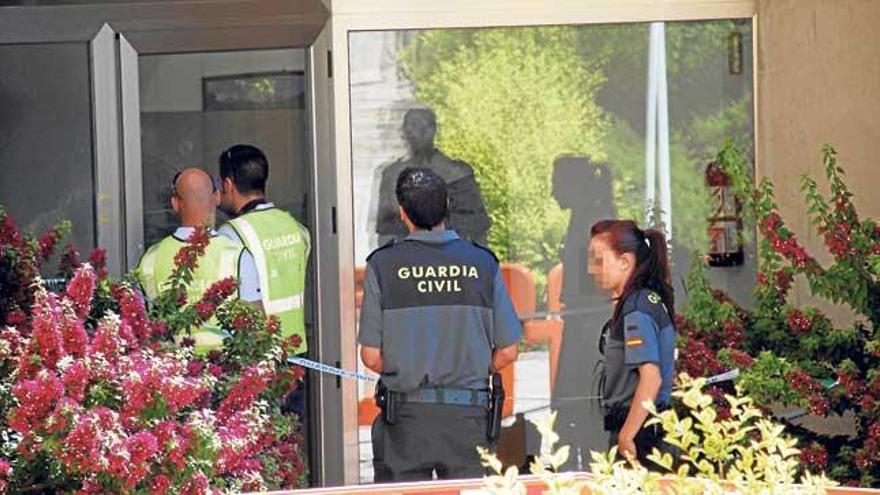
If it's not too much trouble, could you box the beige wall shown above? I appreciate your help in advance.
[757,0,880,321]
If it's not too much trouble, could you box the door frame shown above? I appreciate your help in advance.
[325,0,758,485]
[0,0,338,485]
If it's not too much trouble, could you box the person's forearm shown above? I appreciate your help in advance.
[620,367,661,441]
[365,358,383,374]
[492,343,518,371]
[360,346,384,374]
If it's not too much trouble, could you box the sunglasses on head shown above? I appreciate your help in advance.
[171,170,219,197]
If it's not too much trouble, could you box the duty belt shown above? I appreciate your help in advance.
[399,387,490,407]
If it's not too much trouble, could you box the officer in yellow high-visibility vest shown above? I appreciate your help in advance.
[216,145,312,436]
[216,145,311,353]
[137,168,262,355]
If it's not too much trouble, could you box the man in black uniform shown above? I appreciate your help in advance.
[358,167,521,482]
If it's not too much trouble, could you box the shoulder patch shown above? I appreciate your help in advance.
[647,292,662,305]
[469,241,499,262]
[366,239,396,261]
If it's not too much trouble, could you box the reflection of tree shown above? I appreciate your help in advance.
[398,27,606,288]
[578,20,750,133]
[603,93,753,253]
[397,20,754,286]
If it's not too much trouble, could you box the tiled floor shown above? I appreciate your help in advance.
[357,350,552,483]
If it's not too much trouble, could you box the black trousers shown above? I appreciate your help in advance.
[281,361,312,485]
[371,402,490,482]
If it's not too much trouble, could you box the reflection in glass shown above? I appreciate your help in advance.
[0,43,95,261]
[350,19,754,482]
[139,49,309,247]
[373,108,491,245]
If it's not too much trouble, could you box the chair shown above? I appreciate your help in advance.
[500,263,543,418]
[522,263,564,391]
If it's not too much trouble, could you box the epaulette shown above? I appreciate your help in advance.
[366,238,396,262]
[470,241,499,262]
[621,288,667,320]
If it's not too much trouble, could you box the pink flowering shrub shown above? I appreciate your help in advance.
[0,218,306,493]
[678,143,880,486]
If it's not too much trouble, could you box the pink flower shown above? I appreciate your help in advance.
[59,243,81,277]
[0,326,24,359]
[60,312,88,358]
[114,285,152,343]
[65,265,96,319]
[800,443,828,472]
[87,248,108,279]
[38,229,61,260]
[677,335,724,378]
[202,277,237,302]
[90,317,122,359]
[721,321,745,348]
[180,471,209,495]
[195,301,216,321]
[31,290,64,369]
[786,369,830,416]
[186,360,204,377]
[10,371,64,434]
[217,365,274,422]
[786,308,812,335]
[762,211,782,233]
[150,475,172,495]
[124,431,159,487]
[57,409,110,473]
[62,360,91,402]
[173,227,210,273]
[154,421,193,471]
[4,308,26,327]
[207,363,223,379]
[837,370,865,401]
[727,349,754,369]
[44,397,82,435]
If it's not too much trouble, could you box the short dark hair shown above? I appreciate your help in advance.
[219,144,269,194]
[395,167,448,230]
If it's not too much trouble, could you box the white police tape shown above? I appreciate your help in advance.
[704,368,740,385]
[288,357,378,382]
[286,359,739,388]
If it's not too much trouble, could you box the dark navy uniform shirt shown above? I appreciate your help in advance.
[600,288,676,413]
[357,230,522,393]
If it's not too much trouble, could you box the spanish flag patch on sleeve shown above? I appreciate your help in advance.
[626,338,644,346]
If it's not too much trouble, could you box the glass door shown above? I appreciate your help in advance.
[120,39,323,487]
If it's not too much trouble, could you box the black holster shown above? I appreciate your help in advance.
[375,380,398,425]
[487,373,504,442]
[603,403,629,432]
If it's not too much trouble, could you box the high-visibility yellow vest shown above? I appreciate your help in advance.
[137,233,242,354]
[226,208,310,353]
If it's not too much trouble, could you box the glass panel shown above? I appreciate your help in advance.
[138,46,316,484]
[349,19,755,483]
[138,48,310,247]
[0,43,96,260]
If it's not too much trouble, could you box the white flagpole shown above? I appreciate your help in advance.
[657,22,673,242]
[645,23,659,223]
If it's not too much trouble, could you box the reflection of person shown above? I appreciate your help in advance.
[588,219,677,468]
[374,108,491,245]
[136,168,261,354]
[553,157,615,303]
[550,157,617,466]
[359,168,521,482]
